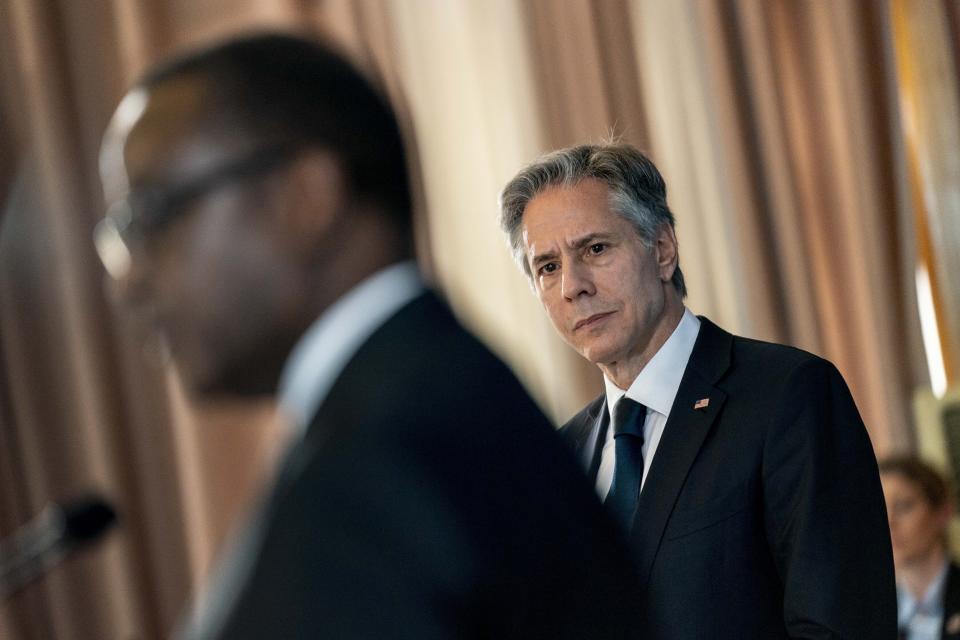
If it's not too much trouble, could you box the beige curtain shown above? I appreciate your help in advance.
[0,1,953,638]
[626,0,921,453]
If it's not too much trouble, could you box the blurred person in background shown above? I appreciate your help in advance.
[881,456,960,640]
[95,32,643,639]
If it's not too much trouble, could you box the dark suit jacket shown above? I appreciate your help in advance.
[206,291,643,638]
[562,316,897,639]
[940,562,960,639]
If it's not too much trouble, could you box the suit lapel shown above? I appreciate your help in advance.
[586,399,609,483]
[628,317,732,589]
[943,563,960,638]
[563,395,607,479]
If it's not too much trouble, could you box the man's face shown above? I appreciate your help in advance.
[521,179,679,378]
[881,472,949,568]
[99,74,308,396]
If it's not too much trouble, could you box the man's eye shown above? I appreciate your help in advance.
[539,263,558,275]
[589,243,606,255]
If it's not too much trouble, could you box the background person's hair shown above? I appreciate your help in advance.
[879,455,952,510]
[499,143,686,297]
[138,31,412,233]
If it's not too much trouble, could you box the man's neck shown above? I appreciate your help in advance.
[899,544,948,601]
[598,299,685,390]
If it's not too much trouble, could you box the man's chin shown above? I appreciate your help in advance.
[166,353,229,399]
[172,332,297,401]
[170,361,219,400]
[183,370,275,401]
[173,353,282,401]
[575,341,619,367]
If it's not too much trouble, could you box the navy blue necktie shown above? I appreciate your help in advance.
[605,398,645,533]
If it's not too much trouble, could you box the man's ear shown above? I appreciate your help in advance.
[655,223,679,283]
[272,149,348,252]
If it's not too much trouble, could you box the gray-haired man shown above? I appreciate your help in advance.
[500,143,897,639]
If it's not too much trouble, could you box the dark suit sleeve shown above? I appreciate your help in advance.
[211,436,470,639]
[761,358,897,639]
[942,563,960,638]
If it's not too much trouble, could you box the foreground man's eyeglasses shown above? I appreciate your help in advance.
[94,143,302,281]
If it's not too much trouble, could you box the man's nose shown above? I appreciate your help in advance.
[561,261,596,300]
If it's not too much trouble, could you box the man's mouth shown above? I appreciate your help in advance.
[574,312,614,331]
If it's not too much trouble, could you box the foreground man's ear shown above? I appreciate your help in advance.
[271,149,349,255]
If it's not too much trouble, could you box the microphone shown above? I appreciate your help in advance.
[0,495,117,600]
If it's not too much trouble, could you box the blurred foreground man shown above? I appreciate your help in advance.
[96,34,642,639]
[499,143,897,639]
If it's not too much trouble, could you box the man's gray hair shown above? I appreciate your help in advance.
[498,143,686,297]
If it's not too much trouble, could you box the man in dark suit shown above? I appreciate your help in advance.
[95,34,643,638]
[499,143,898,638]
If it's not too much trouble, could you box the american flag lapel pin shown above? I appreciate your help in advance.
[694,398,710,410]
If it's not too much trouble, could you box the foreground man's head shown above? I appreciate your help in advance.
[96,33,412,398]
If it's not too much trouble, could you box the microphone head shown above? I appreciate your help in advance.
[60,496,117,544]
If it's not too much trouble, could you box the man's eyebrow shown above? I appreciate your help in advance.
[530,231,618,267]
[531,248,558,267]
[570,231,617,251]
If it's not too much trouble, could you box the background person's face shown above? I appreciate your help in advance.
[520,179,677,375]
[881,471,950,568]
[99,76,305,397]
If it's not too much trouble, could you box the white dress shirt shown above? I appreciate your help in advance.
[593,308,700,500]
[897,560,949,640]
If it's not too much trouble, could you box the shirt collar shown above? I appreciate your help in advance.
[278,261,424,436]
[604,308,701,419]
[898,558,951,620]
